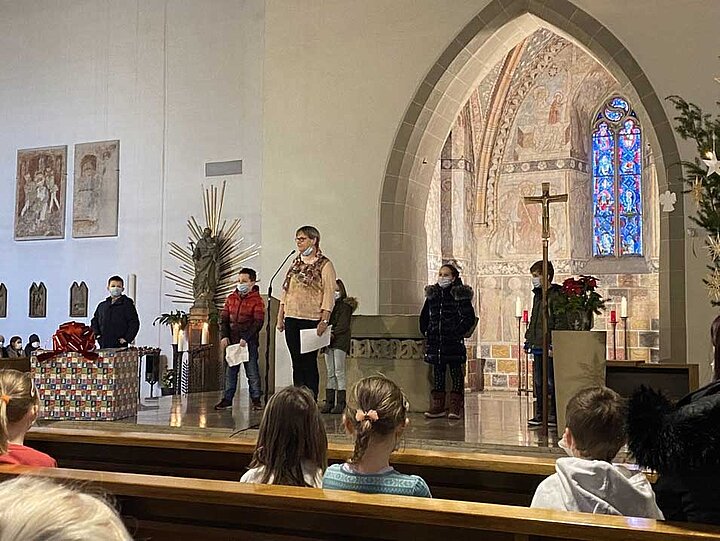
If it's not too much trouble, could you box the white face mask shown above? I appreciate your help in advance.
[334,291,341,300]
[532,276,542,289]
[109,286,123,298]
[438,277,453,288]
[301,246,314,257]
[31,341,40,348]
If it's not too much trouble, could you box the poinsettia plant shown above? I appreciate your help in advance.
[556,275,608,315]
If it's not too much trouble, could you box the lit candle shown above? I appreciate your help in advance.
[515,297,522,318]
[620,297,628,319]
[201,322,209,345]
[522,310,529,324]
[610,310,617,324]
[171,323,179,345]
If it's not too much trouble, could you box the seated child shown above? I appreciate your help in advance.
[531,386,662,518]
[240,386,326,487]
[0,369,56,467]
[0,476,132,540]
[322,375,431,497]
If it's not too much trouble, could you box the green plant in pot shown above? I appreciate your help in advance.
[153,310,188,330]
[556,275,608,330]
[160,368,176,396]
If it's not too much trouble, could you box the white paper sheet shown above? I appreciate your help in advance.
[225,343,250,366]
[300,325,332,354]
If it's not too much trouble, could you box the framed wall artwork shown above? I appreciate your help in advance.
[69,281,88,318]
[72,140,120,238]
[0,284,6,318]
[29,282,46,318]
[14,146,67,240]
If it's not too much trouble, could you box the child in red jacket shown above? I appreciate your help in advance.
[215,268,265,411]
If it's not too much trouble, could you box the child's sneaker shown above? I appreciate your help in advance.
[214,398,232,410]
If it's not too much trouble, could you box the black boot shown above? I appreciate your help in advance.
[321,389,335,414]
[331,390,346,414]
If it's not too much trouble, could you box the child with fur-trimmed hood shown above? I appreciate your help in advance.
[420,264,476,420]
[627,381,720,525]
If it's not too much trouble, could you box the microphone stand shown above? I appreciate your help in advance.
[263,249,296,404]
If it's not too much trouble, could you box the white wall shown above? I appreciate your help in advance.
[262,0,720,382]
[261,0,486,313]
[0,0,264,362]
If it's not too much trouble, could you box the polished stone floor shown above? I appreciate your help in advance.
[43,389,563,456]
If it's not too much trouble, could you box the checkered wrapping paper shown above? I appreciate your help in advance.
[31,350,139,421]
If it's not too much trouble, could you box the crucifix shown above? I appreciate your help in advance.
[524,182,568,433]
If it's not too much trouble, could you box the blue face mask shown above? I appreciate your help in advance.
[532,277,542,289]
[301,246,314,257]
[109,286,123,298]
[237,283,250,295]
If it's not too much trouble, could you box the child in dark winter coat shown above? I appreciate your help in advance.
[627,381,720,525]
[420,264,475,419]
[321,279,358,414]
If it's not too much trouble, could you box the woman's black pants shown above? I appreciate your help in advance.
[284,317,321,399]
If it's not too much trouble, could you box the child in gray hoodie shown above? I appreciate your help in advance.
[531,386,663,519]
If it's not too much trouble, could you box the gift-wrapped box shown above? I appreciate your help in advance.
[31,349,139,421]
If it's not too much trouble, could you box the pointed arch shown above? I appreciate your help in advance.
[378,0,684,361]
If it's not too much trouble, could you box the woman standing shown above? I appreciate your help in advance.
[420,264,476,420]
[277,226,337,399]
[321,279,358,414]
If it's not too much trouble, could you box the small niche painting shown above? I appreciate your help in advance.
[29,282,47,318]
[0,284,6,318]
[69,281,88,317]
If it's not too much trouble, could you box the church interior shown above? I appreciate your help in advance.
[0,0,719,539]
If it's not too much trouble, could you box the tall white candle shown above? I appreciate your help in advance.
[171,323,179,345]
[178,329,186,351]
[515,297,522,318]
[127,273,137,302]
[620,297,628,318]
[201,322,209,345]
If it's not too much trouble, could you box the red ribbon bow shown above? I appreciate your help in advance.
[37,321,98,362]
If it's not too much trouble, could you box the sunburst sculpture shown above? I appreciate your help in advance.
[708,235,720,262]
[691,176,704,206]
[706,268,720,303]
[164,181,260,309]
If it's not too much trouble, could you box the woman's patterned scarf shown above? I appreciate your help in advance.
[282,252,329,292]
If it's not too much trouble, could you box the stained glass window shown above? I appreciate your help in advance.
[592,97,642,257]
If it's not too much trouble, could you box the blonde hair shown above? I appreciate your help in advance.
[0,370,39,454]
[345,376,408,463]
[0,476,132,540]
[249,386,327,486]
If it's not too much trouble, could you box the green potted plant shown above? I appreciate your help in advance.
[556,275,608,330]
[160,368,176,396]
[153,310,188,330]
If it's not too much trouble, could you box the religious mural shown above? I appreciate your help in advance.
[72,140,120,238]
[425,28,660,391]
[14,146,67,240]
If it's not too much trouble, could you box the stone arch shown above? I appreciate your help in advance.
[378,0,685,361]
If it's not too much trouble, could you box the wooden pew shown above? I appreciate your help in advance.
[27,426,556,505]
[0,465,716,541]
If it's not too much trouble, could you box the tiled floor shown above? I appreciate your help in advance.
[43,389,562,456]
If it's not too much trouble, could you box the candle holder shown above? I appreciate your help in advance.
[622,316,629,360]
[516,315,522,396]
[610,319,618,360]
